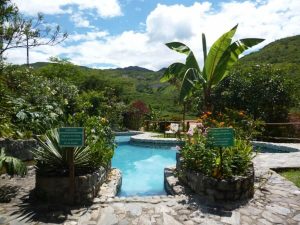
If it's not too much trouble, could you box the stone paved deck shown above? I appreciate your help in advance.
[1,142,300,225]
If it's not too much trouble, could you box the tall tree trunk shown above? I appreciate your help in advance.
[203,87,213,113]
[182,101,186,131]
[0,17,3,74]
[26,33,29,67]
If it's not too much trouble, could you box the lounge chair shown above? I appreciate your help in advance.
[164,123,179,138]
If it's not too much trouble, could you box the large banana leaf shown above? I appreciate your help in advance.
[203,24,238,82]
[210,38,264,86]
[165,42,191,55]
[179,68,204,101]
[160,62,186,83]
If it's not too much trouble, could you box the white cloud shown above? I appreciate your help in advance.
[70,13,94,28]
[6,0,300,70]
[12,0,122,18]
[68,31,109,42]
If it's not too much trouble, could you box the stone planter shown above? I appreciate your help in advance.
[35,167,108,204]
[176,153,254,202]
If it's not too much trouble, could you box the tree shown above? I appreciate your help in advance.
[0,0,67,66]
[212,64,294,122]
[162,24,264,112]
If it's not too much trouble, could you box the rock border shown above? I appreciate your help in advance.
[174,153,254,202]
[35,167,108,204]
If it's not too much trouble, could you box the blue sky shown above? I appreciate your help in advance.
[6,0,300,70]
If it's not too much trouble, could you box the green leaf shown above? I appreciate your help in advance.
[210,38,265,86]
[202,33,207,65]
[160,62,186,82]
[165,42,191,55]
[179,68,204,101]
[204,24,238,83]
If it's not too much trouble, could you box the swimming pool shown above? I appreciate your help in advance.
[112,135,177,196]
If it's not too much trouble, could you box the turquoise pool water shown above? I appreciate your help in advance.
[112,136,177,196]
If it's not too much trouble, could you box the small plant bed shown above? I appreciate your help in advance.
[33,117,115,205]
[175,110,260,203]
[278,169,300,188]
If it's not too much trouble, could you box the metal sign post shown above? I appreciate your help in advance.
[207,128,235,177]
[59,127,84,205]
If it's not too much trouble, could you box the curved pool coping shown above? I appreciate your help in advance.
[252,141,300,152]
[130,132,184,146]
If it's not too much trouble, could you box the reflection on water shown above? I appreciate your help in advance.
[112,139,177,196]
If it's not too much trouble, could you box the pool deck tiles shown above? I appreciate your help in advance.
[1,143,300,225]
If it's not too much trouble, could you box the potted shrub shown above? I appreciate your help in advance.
[33,116,115,204]
[177,115,257,202]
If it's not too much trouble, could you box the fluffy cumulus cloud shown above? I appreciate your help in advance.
[12,0,122,18]
[6,0,300,70]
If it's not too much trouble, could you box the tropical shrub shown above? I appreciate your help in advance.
[197,109,265,140]
[0,148,27,176]
[180,133,254,179]
[212,64,295,122]
[123,100,149,130]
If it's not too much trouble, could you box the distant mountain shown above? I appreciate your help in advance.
[241,35,300,64]
[115,66,153,72]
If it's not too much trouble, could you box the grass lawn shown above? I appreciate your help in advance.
[279,169,300,188]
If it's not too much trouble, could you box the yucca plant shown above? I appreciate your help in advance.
[162,24,264,112]
[0,148,27,176]
[34,129,93,176]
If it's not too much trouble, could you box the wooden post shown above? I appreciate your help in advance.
[67,147,75,205]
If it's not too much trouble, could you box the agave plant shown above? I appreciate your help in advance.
[34,129,93,176]
[0,148,27,176]
[161,24,264,111]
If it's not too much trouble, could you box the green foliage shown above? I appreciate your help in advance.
[0,148,27,176]
[163,25,264,111]
[240,35,300,112]
[198,109,265,140]
[213,64,295,122]
[84,116,115,168]
[181,134,254,179]
[34,119,115,176]
[75,88,127,131]
[0,64,78,137]
[34,129,93,176]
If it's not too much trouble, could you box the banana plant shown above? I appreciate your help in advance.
[161,24,264,111]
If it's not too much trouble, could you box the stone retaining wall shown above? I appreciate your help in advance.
[35,167,108,204]
[176,153,254,202]
[0,138,38,161]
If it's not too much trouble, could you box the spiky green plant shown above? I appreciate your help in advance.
[34,129,93,176]
[0,148,27,176]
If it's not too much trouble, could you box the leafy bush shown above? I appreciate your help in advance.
[197,109,265,140]
[123,100,149,130]
[0,64,78,138]
[212,64,295,122]
[75,88,127,131]
[180,134,254,179]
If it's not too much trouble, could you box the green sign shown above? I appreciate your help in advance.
[207,128,234,147]
[59,127,84,147]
